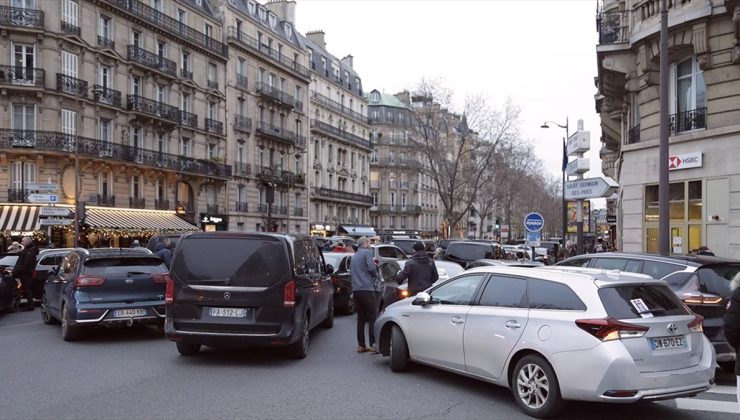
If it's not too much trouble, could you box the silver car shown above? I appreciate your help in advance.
[374,266,715,418]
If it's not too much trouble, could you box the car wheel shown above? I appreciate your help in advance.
[345,293,356,315]
[511,355,565,418]
[176,342,201,356]
[40,293,57,325]
[287,314,310,359]
[718,361,735,373]
[390,325,409,372]
[61,304,80,342]
[321,298,334,329]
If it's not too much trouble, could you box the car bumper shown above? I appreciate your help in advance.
[164,317,301,348]
[71,302,165,326]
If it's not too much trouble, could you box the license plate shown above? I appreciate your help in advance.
[114,308,147,318]
[209,307,248,318]
[650,336,686,350]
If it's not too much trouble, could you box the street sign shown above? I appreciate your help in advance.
[39,219,73,226]
[669,152,702,171]
[564,177,619,200]
[39,207,73,218]
[606,215,617,224]
[26,194,58,203]
[526,231,541,247]
[523,212,544,233]
[500,224,509,239]
[566,157,590,176]
[25,183,58,192]
[566,131,591,156]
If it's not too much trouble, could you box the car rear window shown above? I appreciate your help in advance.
[0,255,19,266]
[83,257,165,275]
[392,241,416,255]
[172,237,290,287]
[446,243,493,261]
[696,264,740,298]
[598,285,690,319]
[323,254,343,269]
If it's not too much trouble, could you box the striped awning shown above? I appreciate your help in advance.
[0,205,41,233]
[84,207,198,232]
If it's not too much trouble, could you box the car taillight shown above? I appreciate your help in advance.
[681,292,723,306]
[284,280,296,308]
[151,273,170,284]
[75,275,106,287]
[688,313,704,333]
[152,273,174,304]
[575,318,649,342]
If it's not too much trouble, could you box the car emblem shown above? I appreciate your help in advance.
[667,323,678,335]
[224,292,231,300]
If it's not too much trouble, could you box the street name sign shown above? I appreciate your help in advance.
[567,131,591,156]
[524,212,544,233]
[564,177,619,200]
[566,157,590,176]
[26,194,58,203]
[25,183,58,192]
[39,219,73,226]
[39,207,73,217]
[526,231,541,247]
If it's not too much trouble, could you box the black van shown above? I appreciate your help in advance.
[164,232,335,358]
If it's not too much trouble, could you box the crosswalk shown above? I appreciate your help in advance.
[674,384,739,415]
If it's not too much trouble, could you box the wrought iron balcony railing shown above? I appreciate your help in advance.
[98,35,115,49]
[373,158,421,168]
[226,27,310,78]
[97,194,116,207]
[310,92,367,124]
[7,189,25,203]
[127,94,180,124]
[255,121,306,148]
[294,208,304,217]
[256,166,304,185]
[180,69,193,80]
[179,110,197,128]
[234,115,252,133]
[313,187,373,204]
[628,124,640,144]
[130,197,146,209]
[0,130,232,179]
[257,204,268,213]
[56,73,88,97]
[235,202,248,212]
[669,108,706,135]
[0,65,44,87]
[236,74,248,90]
[233,161,250,176]
[0,5,43,29]
[598,11,629,45]
[206,204,219,214]
[155,199,170,210]
[310,119,372,150]
[61,20,80,35]
[127,45,177,77]
[205,118,223,135]
[207,79,219,90]
[273,205,287,215]
[256,82,295,108]
[92,85,122,107]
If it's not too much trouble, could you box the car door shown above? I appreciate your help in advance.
[408,273,486,371]
[48,252,79,316]
[294,239,327,327]
[464,275,529,379]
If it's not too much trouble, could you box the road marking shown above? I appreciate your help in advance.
[675,398,739,414]
[706,385,737,396]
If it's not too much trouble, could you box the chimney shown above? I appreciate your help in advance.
[265,0,296,24]
[341,55,353,69]
[306,30,326,48]
[394,91,411,106]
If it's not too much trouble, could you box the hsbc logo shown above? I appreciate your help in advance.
[669,152,702,171]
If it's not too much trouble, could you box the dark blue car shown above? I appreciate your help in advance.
[40,249,168,341]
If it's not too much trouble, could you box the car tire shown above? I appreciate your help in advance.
[40,293,57,325]
[321,298,334,329]
[390,325,409,372]
[287,314,310,359]
[511,355,565,418]
[61,304,81,342]
[176,342,201,356]
[345,293,356,315]
[718,361,735,373]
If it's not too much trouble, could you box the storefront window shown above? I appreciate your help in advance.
[644,180,707,255]
[669,182,684,220]
[688,180,702,220]
[646,227,658,253]
[644,185,658,222]
[689,225,702,252]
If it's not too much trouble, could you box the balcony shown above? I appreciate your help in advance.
[628,124,640,144]
[256,121,306,148]
[98,35,115,49]
[373,158,421,169]
[258,204,268,213]
[207,204,219,214]
[92,85,122,107]
[226,27,310,79]
[236,202,248,212]
[256,166,303,185]
[180,69,193,80]
[179,110,197,129]
[56,74,88,98]
[130,197,146,209]
[233,161,251,177]
[273,205,287,215]
[155,199,170,210]
[236,74,248,90]
[310,92,367,124]
[127,95,180,124]
[205,118,223,135]
[101,0,227,57]
[7,189,25,203]
[310,119,372,150]
[0,65,44,88]
[256,82,295,108]
[97,195,116,207]
[127,45,177,77]
[207,79,219,90]
[60,20,80,36]
[313,187,373,205]
[234,115,252,133]
[669,108,706,135]
[598,11,629,45]
[0,5,43,30]
[294,208,304,217]
[0,130,232,179]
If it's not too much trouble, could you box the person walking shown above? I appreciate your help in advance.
[395,241,438,296]
[12,236,38,311]
[350,236,379,353]
[155,237,173,269]
[130,239,141,248]
[7,241,23,253]
[722,271,740,412]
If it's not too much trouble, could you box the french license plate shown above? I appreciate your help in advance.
[209,307,248,318]
[114,308,147,318]
[650,336,686,350]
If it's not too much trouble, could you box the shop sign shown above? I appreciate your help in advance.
[201,215,223,224]
[668,152,702,171]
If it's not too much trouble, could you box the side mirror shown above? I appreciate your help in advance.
[412,292,431,306]
[325,264,335,275]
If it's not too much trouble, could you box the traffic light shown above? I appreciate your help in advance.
[495,218,500,229]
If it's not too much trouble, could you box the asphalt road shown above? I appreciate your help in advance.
[0,309,736,419]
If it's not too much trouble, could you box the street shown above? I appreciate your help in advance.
[0,309,736,420]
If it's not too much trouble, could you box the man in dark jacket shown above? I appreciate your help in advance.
[723,272,740,411]
[12,236,38,311]
[153,238,173,269]
[395,242,438,295]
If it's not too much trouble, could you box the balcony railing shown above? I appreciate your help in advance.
[0,65,44,87]
[102,0,227,57]
[373,158,421,168]
[56,74,88,97]
[258,204,268,213]
[236,202,248,212]
[236,74,248,90]
[92,85,122,107]
[128,95,180,124]
[96,194,116,207]
[61,20,80,35]
[207,204,219,214]
[598,11,629,45]
[7,189,25,203]
[256,121,306,148]
[226,27,310,78]
[127,45,177,77]
[234,115,252,133]
[310,92,367,124]
[205,118,223,135]
[294,208,304,217]
[310,119,372,150]
[130,197,146,209]
[256,82,295,108]
[98,35,115,49]
[376,204,420,213]
[313,187,373,204]
[180,69,193,80]
[669,108,706,135]
[155,199,170,210]
[257,166,304,185]
[233,161,250,177]
[0,5,43,29]
[273,205,287,215]
[628,124,640,144]
[0,130,232,179]
[179,110,197,129]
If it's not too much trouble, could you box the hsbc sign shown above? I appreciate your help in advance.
[669,152,702,171]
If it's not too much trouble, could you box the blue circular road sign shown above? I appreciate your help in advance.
[523,212,544,233]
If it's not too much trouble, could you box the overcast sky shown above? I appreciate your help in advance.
[295,0,604,205]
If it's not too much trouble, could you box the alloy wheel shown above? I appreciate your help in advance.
[516,363,550,409]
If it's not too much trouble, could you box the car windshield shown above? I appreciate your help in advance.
[598,284,690,319]
[0,255,19,267]
[84,257,165,275]
[446,243,492,261]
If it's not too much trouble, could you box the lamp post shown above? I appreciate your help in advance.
[540,118,569,251]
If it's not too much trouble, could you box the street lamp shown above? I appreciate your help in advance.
[540,118,569,252]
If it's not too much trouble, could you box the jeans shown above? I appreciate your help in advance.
[355,290,378,347]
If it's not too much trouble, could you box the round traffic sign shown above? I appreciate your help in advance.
[523,212,544,233]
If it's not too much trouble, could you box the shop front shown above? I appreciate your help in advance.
[82,206,199,248]
[0,204,45,249]
[200,214,229,231]
[310,224,333,237]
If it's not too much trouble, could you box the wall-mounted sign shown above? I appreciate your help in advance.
[668,152,702,171]
[201,216,223,224]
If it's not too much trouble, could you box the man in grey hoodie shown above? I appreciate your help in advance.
[350,236,379,353]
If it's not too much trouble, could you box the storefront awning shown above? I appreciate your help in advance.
[85,207,199,232]
[338,225,376,237]
[0,205,40,233]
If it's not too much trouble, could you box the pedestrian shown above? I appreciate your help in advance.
[722,271,740,412]
[7,241,23,253]
[433,247,444,259]
[349,236,379,353]
[12,236,38,311]
[696,246,715,256]
[559,240,576,260]
[130,239,141,248]
[395,241,438,295]
[155,237,173,269]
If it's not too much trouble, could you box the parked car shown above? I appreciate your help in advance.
[466,259,544,269]
[40,249,169,341]
[376,259,465,311]
[371,244,408,265]
[441,241,496,268]
[33,248,80,300]
[438,239,455,251]
[389,239,420,257]
[164,232,335,358]
[323,252,355,314]
[0,253,20,313]
[374,266,715,418]
[556,252,740,371]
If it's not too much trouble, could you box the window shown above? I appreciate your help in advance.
[99,14,112,40]
[131,76,141,96]
[371,193,378,206]
[177,8,186,23]
[12,103,35,130]
[181,52,190,74]
[10,161,36,191]
[430,274,485,305]
[151,0,162,12]
[99,65,112,89]
[180,137,191,157]
[237,57,246,77]
[131,127,141,148]
[592,258,628,271]
[61,109,76,136]
[157,134,167,153]
[208,63,217,84]
[204,23,212,38]
[131,30,141,48]
[208,144,216,160]
[478,276,527,308]
[237,140,245,163]
[641,261,682,280]
[528,279,586,310]
[671,56,706,133]
[99,118,111,143]
[598,285,689,319]
[61,50,78,78]
[390,192,395,207]
[62,0,78,28]
[156,178,165,201]
[208,102,217,120]
[130,175,142,198]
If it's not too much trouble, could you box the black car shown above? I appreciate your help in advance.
[441,241,496,268]
[465,259,544,269]
[0,254,20,313]
[389,239,419,257]
[165,232,335,358]
[323,252,354,314]
[556,252,740,371]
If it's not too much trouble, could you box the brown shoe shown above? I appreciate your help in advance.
[357,345,369,353]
